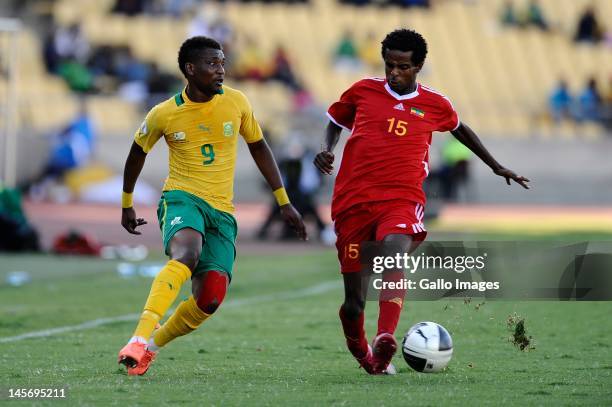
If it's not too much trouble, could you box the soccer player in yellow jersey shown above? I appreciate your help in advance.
[117,36,307,375]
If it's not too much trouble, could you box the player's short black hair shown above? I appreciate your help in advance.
[381,29,428,66]
[178,36,222,76]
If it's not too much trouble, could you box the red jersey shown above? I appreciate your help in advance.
[327,78,459,220]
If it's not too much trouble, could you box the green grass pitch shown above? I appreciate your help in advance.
[1,249,611,405]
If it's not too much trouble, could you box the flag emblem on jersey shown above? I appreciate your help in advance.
[172,132,186,141]
[223,121,234,137]
[410,107,425,118]
[393,103,405,111]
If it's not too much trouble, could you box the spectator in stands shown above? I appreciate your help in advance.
[291,83,315,112]
[114,46,150,103]
[44,100,96,178]
[393,0,430,8]
[57,60,95,92]
[114,47,150,84]
[43,23,93,92]
[500,0,520,27]
[209,14,235,67]
[258,138,327,241]
[525,0,548,31]
[145,63,181,110]
[574,6,602,43]
[150,0,197,18]
[53,23,90,64]
[42,23,61,74]
[501,0,548,30]
[232,35,269,81]
[87,45,118,78]
[604,76,612,130]
[549,79,573,123]
[333,30,362,72]
[437,137,472,202]
[576,77,602,123]
[0,182,40,253]
[359,31,382,71]
[269,46,300,91]
[339,0,370,6]
[112,0,146,16]
[188,5,213,38]
[188,4,234,65]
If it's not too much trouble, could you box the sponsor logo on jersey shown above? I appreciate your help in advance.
[223,121,234,137]
[393,103,405,111]
[198,124,211,133]
[395,223,407,228]
[410,107,425,118]
[170,216,183,226]
[172,132,186,141]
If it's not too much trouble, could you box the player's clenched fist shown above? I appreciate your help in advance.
[314,151,335,175]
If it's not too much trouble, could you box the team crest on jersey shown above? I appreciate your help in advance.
[172,131,186,142]
[137,120,148,138]
[223,121,234,137]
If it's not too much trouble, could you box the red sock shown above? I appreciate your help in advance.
[377,271,405,336]
[377,300,403,336]
[339,307,369,359]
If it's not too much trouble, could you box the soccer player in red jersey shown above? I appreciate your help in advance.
[314,29,530,375]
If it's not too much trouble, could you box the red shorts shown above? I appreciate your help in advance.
[334,200,427,273]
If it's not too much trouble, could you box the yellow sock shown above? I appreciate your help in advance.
[132,260,191,340]
[152,295,210,348]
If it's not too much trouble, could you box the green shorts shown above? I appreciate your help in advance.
[157,190,237,279]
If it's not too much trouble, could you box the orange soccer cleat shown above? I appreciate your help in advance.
[127,348,157,376]
[118,342,146,368]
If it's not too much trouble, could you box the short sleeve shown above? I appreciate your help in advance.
[327,83,358,131]
[436,95,460,132]
[238,92,264,144]
[134,106,164,153]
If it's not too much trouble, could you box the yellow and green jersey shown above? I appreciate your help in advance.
[134,86,263,213]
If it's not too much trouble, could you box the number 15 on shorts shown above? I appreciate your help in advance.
[344,243,359,260]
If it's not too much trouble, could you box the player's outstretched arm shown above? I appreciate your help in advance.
[247,139,307,240]
[451,122,530,189]
[121,141,148,234]
[313,121,342,175]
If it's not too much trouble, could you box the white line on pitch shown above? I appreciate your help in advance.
[0,280,341,343]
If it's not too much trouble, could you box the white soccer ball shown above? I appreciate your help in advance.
[402,321,453,373]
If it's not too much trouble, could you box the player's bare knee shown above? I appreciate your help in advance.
[173,249,201,272]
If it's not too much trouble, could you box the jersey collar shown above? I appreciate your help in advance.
[384,82,420,100]
[181,87,223,104]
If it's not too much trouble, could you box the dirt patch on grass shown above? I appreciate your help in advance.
[507,313,535,351]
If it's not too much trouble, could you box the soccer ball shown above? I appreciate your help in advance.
[402,321,453,373]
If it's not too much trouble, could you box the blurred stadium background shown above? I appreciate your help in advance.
[1,2,612,404]
[0,0,611,251]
